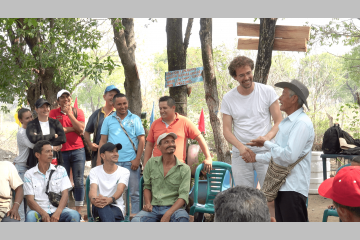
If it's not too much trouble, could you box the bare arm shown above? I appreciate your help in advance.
[265,100,282,140]
[160,198,186,222]
[63,127,75,134]
[84,131,98,152]
[143,188,153,212]
[143,141,154,167]
[7,185,24,220]
[97,135,108,166]
[248,100,283,147]
[131,135,145,171]
[194,134,212,172]
[68,113,85,133]
[50,189,69,222]
[26,195,51,222]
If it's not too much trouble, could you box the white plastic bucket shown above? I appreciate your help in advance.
[309,151,330,194]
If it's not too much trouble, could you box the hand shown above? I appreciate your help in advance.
[143,203,153,212]
[7,205,20,221]
[61,104,72,115]
[240,147,256,163]
[247,136,269,147]
[53,145,61,152]
[91,143,99,152]
[160,212,171,222]
[130,158,140,171]
[328,204,335,210]
[239,146,252,163]
[50,210,61,222]
[41,212,51,222]
[203,157,212,173]
[54,134,58,138]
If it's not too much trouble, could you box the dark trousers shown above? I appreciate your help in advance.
[275,191,308,222]
[92,205,124,222]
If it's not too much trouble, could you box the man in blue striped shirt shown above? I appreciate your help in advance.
[247,79,314,222]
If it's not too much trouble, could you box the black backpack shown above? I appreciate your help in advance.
[322,124,342,154]
[322,124,360,154]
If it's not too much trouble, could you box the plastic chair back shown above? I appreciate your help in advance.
[139,176,144,212]
[190,162,234,215]
[336,163,351,174]
[85,176,130,222]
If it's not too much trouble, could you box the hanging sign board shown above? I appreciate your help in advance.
[165,67,203,88]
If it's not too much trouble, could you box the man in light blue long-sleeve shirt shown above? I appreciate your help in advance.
[247,79,314,222]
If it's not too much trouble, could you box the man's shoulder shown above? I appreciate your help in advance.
[49,108,61,114]
[222,87,238,100]
[148,156,161,164]
[255,82,275,93]
[0,161,15,170]
[116,165,130,175]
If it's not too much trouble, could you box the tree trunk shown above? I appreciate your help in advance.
[166,18,190,116]
[253,18,277,84]
[13,19,61,111]
[199,18,231,164]
[112,18,142,117]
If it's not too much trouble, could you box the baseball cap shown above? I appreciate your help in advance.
[57,89,71,99]
[35,98,50,108]
[100,142,122,154]
[104,85,120,95]
[318,166,360,207]
[157,132,177,145]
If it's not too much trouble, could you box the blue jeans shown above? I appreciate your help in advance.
[116,161,140,214]
[131,206,189,222]
[25,208,80,222]
[14,163,29,222]
[61,148,86,206]
[92,205,124,222]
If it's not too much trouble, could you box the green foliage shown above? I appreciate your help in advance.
[309,18,360,49]
[336,103,360,138]
[0,18,118,111]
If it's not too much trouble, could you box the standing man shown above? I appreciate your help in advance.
[132,133,191,222]
[89,142,130,222]
[247,80,314,222]
[84,85,119,168]
[221,56,282,189]
[13,108,34,221]
[49,89,86,217]
[143,96,212,172]
[24,140,80,222]
[0,161,24,222]
[98,93,145,214]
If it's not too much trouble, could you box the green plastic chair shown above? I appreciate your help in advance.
[139,176,144,212]
[85,176,130,222]
[321,163,350,222]
[189,162,234,218]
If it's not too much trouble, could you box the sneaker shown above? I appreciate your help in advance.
[80,217,85,222]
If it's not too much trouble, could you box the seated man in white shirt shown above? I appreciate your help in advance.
[0,161,24,222]
[24,140,80,222]
[89,142,130,222]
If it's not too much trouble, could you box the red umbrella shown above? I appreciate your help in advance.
[74,97,78,108]
[198,108,205,133]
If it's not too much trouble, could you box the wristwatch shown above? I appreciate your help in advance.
[111,196,116,204]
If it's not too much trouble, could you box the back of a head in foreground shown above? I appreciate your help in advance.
[213,185,271,222]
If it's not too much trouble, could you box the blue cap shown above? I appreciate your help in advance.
[104,85,120,94]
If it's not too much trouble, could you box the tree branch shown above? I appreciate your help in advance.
[183,18,194,55]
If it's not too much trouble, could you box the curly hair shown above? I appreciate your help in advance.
[228,56,254,78]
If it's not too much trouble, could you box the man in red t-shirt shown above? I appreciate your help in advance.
[49,89,85,218]
[143,96,213,173]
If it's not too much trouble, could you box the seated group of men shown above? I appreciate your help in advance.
[2,136,360,222]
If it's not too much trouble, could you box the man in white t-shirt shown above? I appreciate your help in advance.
[89,142,130,222]
[221,56,282,190]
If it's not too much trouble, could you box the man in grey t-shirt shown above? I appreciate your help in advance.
[221,56,282,190]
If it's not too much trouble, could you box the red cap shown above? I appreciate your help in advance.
[318,166,360,207]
